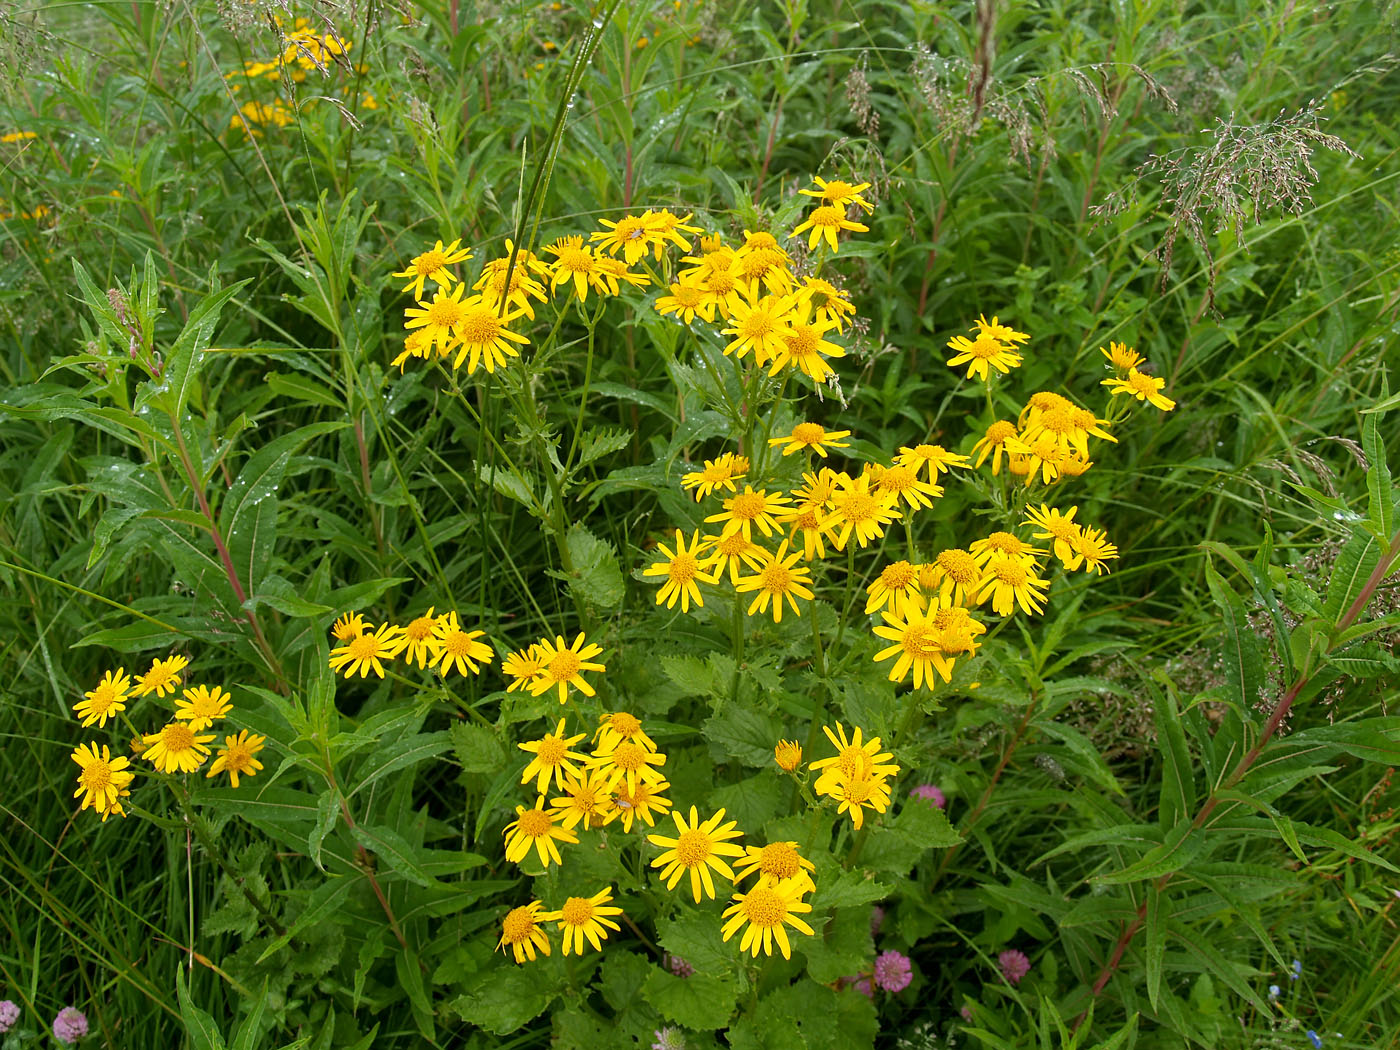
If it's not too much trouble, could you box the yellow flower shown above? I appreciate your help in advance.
[446,295,530,374]
[705,529,770,585]
[75,669,131,728]
[71,742,134,821]
[329,622,406,678]
[1019,404,1115,459]
[587,736,668,796]
[704,486,791,541]
[1102,367,1176,411]
[792,467,843,508]
[976,555,1050,616]
[969,532,1044,569]
[720,877,815,959]
[734,231,795,295]
[735,540,814,623]
[799,175,875,213]
[865,560,922,617]
[544,887,624,955]
[591,256,651,295]
[791,204,869,253]
[503,796,578,868]
[473,242,550,319]
[612,777,672,832]
[655,275,716,324]
[1100,341,1143,371]
[498,900,551,963]
[331,611,367,641]
[970,420,1029,474]
[871,463,943,511]
[768,422,851,458]
[519,718,588,794]
[773,740,803,772]
[1073,526,1119,575]
[829,773,892,829]
[795,276,857,332]
[683,247,745,318]
[529,633,606,704]
[776,499,839,561]
[946,332,1024,381]
[549,769,618,831]
[500,644,546,692]
[646,209,702,256]
[544,235,601,301]
[429,611,493,677]
[826,473,901,551]
[1022,504,1081,567]
[206,730,265,788]
[174,684,232,731]
[681,452,749,500]
[402,282,469,356]
[595,710,657,752]
[648,806,745,901]
[391,239,473,300]
[134,654,189,698]
[896,443,970,481]
[872,609,947,689]
[809,723,899,795]
[733,841,816,892]
[644,529,719,612]
[721,289,797,366]
[766,300,846,382]
[591,214,662,265]
[398,607,445,668]
[142,721,215,774]
[927,547,983,607]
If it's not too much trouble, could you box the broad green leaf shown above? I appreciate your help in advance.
[351,824,438,887]
[1095,818,1208,885]
[450,722,509,775]
[449,965,560,1035]
[150,273,252,419]
[564,523,625,608]
[1323,529,1382,624]
[176,970,227,1050]
[1149,673,1196,827]
[642,970,737,1031]
[255,876,352,964]
[1362,410,1394,540]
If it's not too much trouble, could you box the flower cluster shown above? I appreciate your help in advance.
[225,17,375,135]
[69,655,264,822]
[328,609,495,681]
[806,723,901,830]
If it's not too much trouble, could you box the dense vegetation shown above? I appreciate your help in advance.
[1,2,1397,1048]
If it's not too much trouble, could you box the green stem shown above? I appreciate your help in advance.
[172,783,284,935]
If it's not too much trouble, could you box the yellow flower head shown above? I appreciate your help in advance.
[681,451,749,501]
[391,239,473,300]
[648,805,745,902]
[549,768,618,831]
[544,887,624,955]
[500,644,546,692]
[71,742,134,821]
[1102,367,1176,412]
[720,876,815,960]
[721,289,797,366]
[1073,526,1119,575]
[528,632,606,704]
[774,740,804,772]
[1100,341,1143,371]
[791,204,869,253]
[591,213,663,265]
[809,723,900,795]
[519,718,588,795]
[544,235,600,301]
[799,175,875,213]
[871,462,943,511]
[928,547,984,607]
[75,669,131,729]
[474,242,550,319]
[976,555,1050,617]
[429,612,493,677]
[134,654,190,698]
[704,486,792,541]
[826,474,901,551]
[587,735,668,796]
[704,529,771,585]
[206,730,266,788]
[865,560,923,617]
[595,710,657,753]
[946,332,1024,382]
[830,772,893,829]
[768,422,851,458]
[734,841,816,893]
[612,776,672,832]
[969,532,1044,569]
[795,275,857,332]
[896,443,971,481]
[398,607,445,668]
[331,611,368,642]
[498,900,551,963]
[655,275,716,325]
[766,300,846,383]
[329,623,406,679]
[970,420,1030,474]
[1022,504,1082,567]
[174,684,233,731]
[735,540,815,623]
[142,721,215,774]
[503,796,578,869]
[643,529,719,612]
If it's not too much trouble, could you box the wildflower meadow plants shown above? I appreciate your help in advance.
[2,2,1399,1049]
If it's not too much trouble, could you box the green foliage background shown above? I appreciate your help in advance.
[1,1,1398,1048]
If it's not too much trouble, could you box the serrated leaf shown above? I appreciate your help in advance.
[574,426,632,468]
[642,970,737,1030]
[1323,529,1382,623]
[477,462,536,507]
[565,524,625,608]
[660,652,716,696]
[703,700,782,766]
[351,824,438,887]
[450,722,509,775]
[255,876,352,964]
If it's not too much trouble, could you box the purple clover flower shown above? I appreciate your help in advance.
[52,1006,89,1045]
[911,784,946,808]
[0,1000,19,1033]
[870,905,886,938]
[873,950,913,992]
[998,949,1031,985]
[652,1026,686,1050]
[665,954,693,978]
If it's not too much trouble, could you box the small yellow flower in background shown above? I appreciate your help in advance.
[430,612,493,677]
[722,290,797,366]
[767,301,847,383]
[398,607,445,668]
[826,473,901,550]
[595,710,657,753]
[613,777,672,832]
[649,806,745,902]
[705,485,792,541]
[500,644,546,692]
[734,841,816,892]
[655,275,716,325]
[529,633,606,704]
[498,900,551,963]
[1073,526,1119,574]
[588,736,668,796]
[1,130,38,143]
[134,654,189,698]
[721,876,815,959]
[591,213,662,265]
[1059,452,1093,478]
[75,669,131,728]
[977,556,1050,616]
[544,235,601,301]
[1102,367,1176,411]
[503,796,578,868]
[773,739,803,772]
[545,888,625,955]
[174,685,232,731]
[777,499,839,561]
[796,276,857,332]
[142,721,215,774]
[735,540,814,623]
[897,443,971,480]
[866,560,923,618]
[769,422,851,458]
[705,529,770,585]
[1023,504,1082,567]
[644,529,719,612]
[927,547,983,607]
[809,723,899,794]
[871,462,943,511]
[329,622,405,678]
[970,420,1030,474]
[946,330,1025,382]
[391,239,472,300]
[1100,341,1143,372]
[206,730,265,788]
[791,204,869,253]
[71,742,134,821]
[829,773,892,829]
[969,532,1043,569]
[681,451,749,501]
[519,718,588,794]
[549,769,618,831]
[799,175,875,213]
[331,611,367,641]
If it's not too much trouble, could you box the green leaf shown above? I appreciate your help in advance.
[477,462,536,507]
[801,905,871,983]
[229,979,267,1050]
[396,948,436,1041]
[255,877,352,964]
[176,969,227,1050]
[660,652,717,697]
[266,370,343,409]
[642,970,737,1031]
[1095,818,1207,884]
[858,795,961,875]
[449,965,560,1035]
[655,910,740,976]
[351,824,438,887]
[574,426,633,468]
[565,523,625,608]
[1204,563,1266,711]
[1323,529,1382,624]
[450,722,509,775]
[1145,884,1165,1012]
[151,273,251,419]
[703,700,782,766]
[1362,409,1394,540]
[346,731,453,800]
[1149,674,1196,827]
[810,864,890,911]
